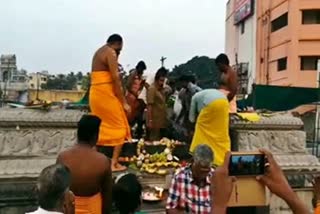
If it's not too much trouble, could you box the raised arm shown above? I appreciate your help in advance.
[126,71,136,94]
[189,94,198,123]
[257,149,309,214]
[146,86,156,129]
[225,67,238,102]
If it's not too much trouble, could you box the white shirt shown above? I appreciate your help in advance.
[26,207,63,214]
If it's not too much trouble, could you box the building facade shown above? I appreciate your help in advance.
[226,0,320,93]
[28,71,50,90]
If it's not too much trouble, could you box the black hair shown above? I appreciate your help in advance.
[107,34,123,44]
[38,164,71,210]
[155,67,168,81]
[136,61,147,71]
[77,115,101,146]
[113,174,142,214]
[215,54,230,66]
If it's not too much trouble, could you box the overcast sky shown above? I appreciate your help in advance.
[0,0,227,74]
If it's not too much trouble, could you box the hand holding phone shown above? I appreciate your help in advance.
[228,152,265,176]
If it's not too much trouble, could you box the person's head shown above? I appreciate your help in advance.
[154,67,168,88]
[179,75,190,88]
[37,164,72,213]
[113,173,142,214]
[215,54,230,68]
[136,61,147,75]
[106,34,123,56]
[179,75,196,88]
[192,144,214,183]
[77,115,101,146]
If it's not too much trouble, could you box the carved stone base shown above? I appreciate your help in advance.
[232,130,306,153]
[269,188,313,214]
[0,129,76,157]
[0,178,38,214]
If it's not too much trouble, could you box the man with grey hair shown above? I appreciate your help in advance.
[27,164,75,214]
[166,144,214,214]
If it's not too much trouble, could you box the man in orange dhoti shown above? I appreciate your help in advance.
[89,34,131,172]
[215,54,238,113]
[57,115,112,214]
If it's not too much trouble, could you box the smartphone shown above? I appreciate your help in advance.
[229,152,265,176]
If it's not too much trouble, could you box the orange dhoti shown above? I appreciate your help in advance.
[89,71,131,146]
[75,193,102,214]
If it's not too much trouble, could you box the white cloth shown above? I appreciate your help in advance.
[173,92,182,118]
[26,207,63,214]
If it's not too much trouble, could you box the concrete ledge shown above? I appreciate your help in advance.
[0,109,85,128]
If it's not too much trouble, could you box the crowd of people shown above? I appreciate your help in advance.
[28,122,313,214]
[87,33,241,172]
[27,33,318,214]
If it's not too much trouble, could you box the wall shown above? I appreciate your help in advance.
[28,89,85,102]
[225,0,257,93]
[28,73,48,90]
[256,0,320,88]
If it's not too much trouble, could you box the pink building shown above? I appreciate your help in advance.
[226,0,320,93]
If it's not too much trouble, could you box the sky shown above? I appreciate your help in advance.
[0,0,227,74]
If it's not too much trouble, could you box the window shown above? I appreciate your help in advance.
[277,57,287,71]
[240,22,245,34]
[271,13,288,32]
[301,56,320,70]
[302,10,320,24]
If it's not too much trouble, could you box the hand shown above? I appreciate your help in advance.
[256,149,293,200]
[211,152,236,211]
[64,190,75,214]
[123,102,131,115]
[313,177,320,206]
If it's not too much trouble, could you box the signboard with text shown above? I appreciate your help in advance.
[234,0,254,25]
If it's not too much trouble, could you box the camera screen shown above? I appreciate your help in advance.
[229,154,265,176]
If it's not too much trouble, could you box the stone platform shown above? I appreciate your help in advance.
[0,109,319,213]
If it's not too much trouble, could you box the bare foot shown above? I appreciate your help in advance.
[111,161,127,172]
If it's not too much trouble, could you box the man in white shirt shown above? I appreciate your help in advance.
[27,164,75,214]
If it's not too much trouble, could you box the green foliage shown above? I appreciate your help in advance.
[168,56,220,89]
[81,74,90,90]
[41,71,88,90]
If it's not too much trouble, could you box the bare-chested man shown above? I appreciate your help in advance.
[215,53,238,113]
[89,34,131,172]
[57,115,112,214]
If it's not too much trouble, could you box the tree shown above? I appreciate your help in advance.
[76,71,83,81]
[41,73,78,90]
[81,73,90,90]
[169,56,220,89]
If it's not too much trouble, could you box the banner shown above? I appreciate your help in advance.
[234,0,254,24]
